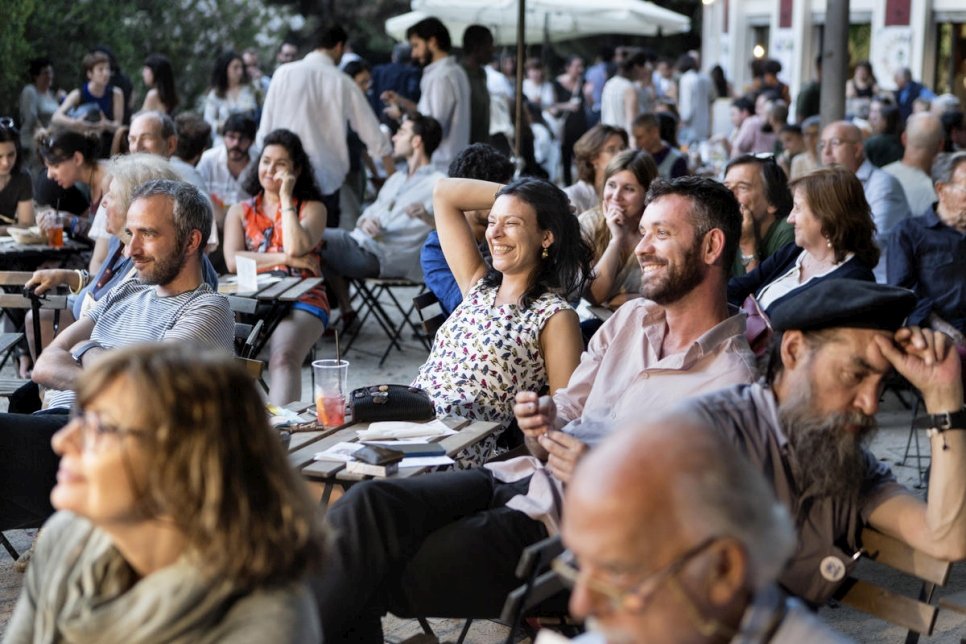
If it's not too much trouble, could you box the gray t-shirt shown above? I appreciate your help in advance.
[45,280,234,409]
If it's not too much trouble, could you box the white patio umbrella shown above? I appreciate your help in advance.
[386,0,691,46]
[385,0,691,158]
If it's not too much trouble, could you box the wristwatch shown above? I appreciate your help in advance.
[71,340,103,366]
[740,253,758,267]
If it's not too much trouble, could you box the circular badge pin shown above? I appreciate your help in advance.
[819,555,846,582]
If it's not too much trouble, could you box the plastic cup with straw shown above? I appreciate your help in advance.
[312,330,349,428]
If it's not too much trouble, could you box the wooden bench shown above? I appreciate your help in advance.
[837,527,961,641]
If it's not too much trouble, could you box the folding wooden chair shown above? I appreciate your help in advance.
[233,320,266,388]
[0,271,69,398]
[412,290,446,343]
[836,527,961,642]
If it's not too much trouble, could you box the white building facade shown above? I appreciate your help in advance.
[701,0,966,119]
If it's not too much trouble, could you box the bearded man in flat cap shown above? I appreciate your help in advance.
[677,279,966,606]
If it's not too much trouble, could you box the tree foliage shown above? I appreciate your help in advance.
[1,0,302,121]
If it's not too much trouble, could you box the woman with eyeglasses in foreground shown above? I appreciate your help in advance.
[5,344,324,643]
[0,119,35,230]
[727,166,877,316]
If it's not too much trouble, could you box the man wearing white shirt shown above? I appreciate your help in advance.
[320,113,445,318]
[197,113,257,230]
[257,24,394,228]
[677,53,713,146]
[382,17,471,172]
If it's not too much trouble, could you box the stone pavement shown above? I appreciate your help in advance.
[2,291,965,641]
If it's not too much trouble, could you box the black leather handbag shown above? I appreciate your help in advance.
[349,384,435,423]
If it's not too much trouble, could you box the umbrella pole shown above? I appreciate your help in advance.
[514,0,526,168]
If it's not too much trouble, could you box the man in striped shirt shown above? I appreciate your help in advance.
[0,180,234,533]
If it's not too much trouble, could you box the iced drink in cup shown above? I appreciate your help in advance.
[48,213,64,249]
[312,359,349,428]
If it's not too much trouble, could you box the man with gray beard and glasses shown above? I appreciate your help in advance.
[678,278,966,608]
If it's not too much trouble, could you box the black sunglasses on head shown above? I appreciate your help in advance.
[0,117,17,133]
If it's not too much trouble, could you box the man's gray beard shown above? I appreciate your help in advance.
[778,382,878,500]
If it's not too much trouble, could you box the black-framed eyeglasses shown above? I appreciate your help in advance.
[67,405,147,452]
[552,537,719,612]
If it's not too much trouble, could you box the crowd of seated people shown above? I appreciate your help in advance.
[4,16,966,644]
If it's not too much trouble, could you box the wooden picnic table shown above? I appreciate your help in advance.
[281,409,500,506]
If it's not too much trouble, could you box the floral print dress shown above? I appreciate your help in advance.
[413,280,572,466]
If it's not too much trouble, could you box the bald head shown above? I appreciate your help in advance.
[820,121,865,172]
[904,113,945,155]
[129,111,177,157]
[562,416,795,641]
[565,415,794,589]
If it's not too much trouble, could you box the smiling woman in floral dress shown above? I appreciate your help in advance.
[413,177,593,465]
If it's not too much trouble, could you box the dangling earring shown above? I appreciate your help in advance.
[541,246,549,259]
[825,236,832,249]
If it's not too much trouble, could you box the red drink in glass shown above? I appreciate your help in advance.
[316,393,346,428]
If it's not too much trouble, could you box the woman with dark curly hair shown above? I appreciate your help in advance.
[417,176,593,464]
[139,53,179,114]
[203,50,258,146]
[5,344,324,642]
[223,129,329,405]
[728,166,878,316]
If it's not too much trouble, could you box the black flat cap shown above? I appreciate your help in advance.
[770,279,917,333]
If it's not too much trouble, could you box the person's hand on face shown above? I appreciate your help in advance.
[739,203,757,235]
[874,327,964,412]
[604,203,627,238]
[275,170,296,201]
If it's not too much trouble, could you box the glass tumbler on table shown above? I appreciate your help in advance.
[312,359,349,428]
[47,213,64,249]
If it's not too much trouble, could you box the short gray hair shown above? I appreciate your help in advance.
[670,414,796,591]
[131,179,211,255]
[107,154,180,222]
[932,151,966,185]
[134,110,177,140]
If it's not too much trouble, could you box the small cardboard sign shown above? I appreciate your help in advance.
[236,255,258,292]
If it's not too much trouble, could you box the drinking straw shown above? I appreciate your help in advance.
[335,330,342,396]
